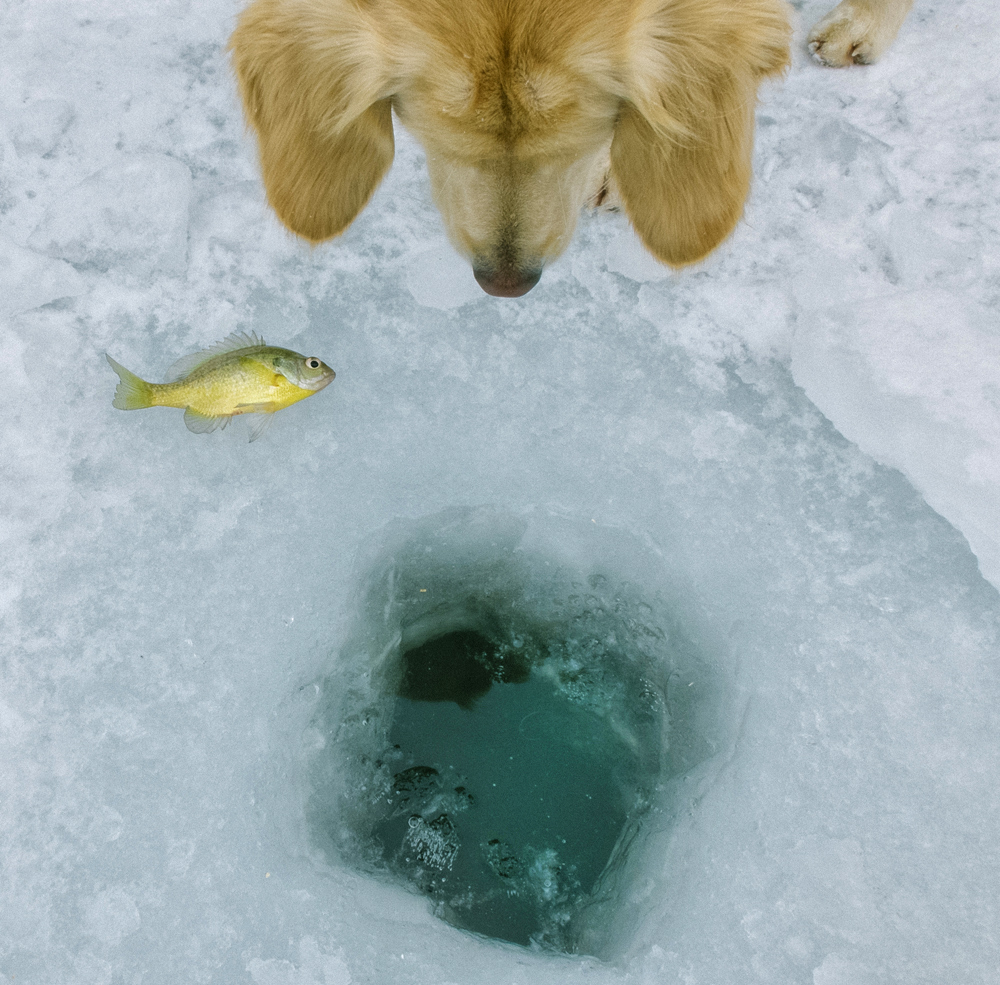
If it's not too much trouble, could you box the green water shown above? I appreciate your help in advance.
[370,630,645,948]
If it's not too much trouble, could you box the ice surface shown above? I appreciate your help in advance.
[792,290,1000,587]
[0,236,85,317]
[8,99,75,158]
[2,0,1000,983]
[28,155,193,278]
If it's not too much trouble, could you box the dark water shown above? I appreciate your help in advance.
[370,630,645,948]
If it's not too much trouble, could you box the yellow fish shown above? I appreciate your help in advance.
[106,331,335,441]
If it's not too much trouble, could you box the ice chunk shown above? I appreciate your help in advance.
[792,289,1000,588]
[248,938,353,985]
[604,224,672,284]
[27,154,192,278]
[9,99,75,157]
[81,888,140,947]
[389,765,442,814]
[0,237,86,316]
[402,813,460,871]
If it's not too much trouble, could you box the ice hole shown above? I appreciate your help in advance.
[381,627,650,948]
[308,510,722,956]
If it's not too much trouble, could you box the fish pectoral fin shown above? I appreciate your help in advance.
[247,413,274,443]
[183,407,230,434]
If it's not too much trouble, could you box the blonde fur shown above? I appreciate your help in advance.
[231,0,792,293]
[808,0,914,66]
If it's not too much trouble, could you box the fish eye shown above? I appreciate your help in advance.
[305,357,321,369]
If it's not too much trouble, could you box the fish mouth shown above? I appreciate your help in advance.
[298,371,336,392]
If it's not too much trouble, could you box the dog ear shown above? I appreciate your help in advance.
[611,0,790,266]
[230,0,395,243]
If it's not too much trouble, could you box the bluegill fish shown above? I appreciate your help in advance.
[106,331,335,441]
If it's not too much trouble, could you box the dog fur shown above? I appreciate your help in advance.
[808,0,914,66]
[229,0,909,295]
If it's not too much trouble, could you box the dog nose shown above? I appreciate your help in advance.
[473,266,542,297]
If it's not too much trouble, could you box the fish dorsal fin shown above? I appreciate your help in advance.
[166,331,266,382]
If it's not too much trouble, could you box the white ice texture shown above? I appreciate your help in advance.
[1,0,999,983]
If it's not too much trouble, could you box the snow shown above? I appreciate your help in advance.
[28,155,193,278]
[1,0,999,983]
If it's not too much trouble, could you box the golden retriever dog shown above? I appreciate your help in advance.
[230,0,912,297]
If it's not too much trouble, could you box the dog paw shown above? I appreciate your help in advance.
[807,0,910,66]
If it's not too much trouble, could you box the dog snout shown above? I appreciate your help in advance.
[473,265,543,298]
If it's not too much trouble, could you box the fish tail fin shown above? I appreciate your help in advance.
[106,354,154,410]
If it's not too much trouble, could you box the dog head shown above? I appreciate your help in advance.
[231,0,790,296]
